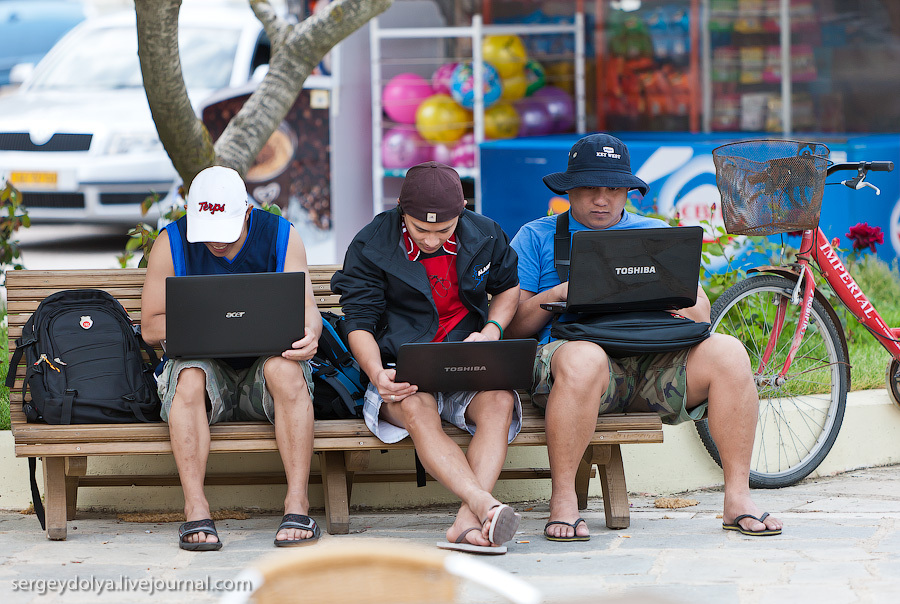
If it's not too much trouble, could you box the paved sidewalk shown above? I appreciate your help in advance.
[1,464,899,604]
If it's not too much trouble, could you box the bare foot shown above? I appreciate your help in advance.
[545,494,590,540]
[446,505,494,547]
[183,503,217,545]
[723,494,782,533]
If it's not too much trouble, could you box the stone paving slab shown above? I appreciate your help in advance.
[0,464,898,603]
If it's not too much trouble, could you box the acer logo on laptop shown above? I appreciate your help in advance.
[443,366,487,372]
[225,311,246,318]
[615,266,657,275]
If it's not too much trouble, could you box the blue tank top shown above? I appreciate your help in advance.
[165,208,291,276]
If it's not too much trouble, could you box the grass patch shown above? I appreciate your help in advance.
[832,254,900,390]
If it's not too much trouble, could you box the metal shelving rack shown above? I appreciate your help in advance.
[369,12,586,217]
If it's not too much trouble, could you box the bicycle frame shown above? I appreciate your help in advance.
[756,227,900,381]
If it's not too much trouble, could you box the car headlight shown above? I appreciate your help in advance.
[105,132,164,155]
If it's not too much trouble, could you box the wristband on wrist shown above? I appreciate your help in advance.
[485,319,504,340]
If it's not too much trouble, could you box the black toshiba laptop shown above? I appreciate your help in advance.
[165,272,305,359]
[540,226,703,314]
[394,339,538,392]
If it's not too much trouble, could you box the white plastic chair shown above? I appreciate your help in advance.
[220,539,542,604]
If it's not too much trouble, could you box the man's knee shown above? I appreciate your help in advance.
[264,357,309,399]
[697,334,753,377]
[467,390,515,424]
[552,341,610,389]
[396,394,440,429]
[172,367,207,408]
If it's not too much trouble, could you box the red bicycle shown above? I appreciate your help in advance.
[695,140,895,488]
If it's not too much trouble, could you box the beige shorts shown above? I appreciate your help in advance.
[531,339,707,425]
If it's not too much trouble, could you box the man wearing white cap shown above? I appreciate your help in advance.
[141,166,323,550]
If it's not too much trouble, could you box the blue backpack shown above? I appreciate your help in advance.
[310,312,367,419]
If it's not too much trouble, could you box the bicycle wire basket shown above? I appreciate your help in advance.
[712,139,831,236]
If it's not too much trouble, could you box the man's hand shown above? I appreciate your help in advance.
[282,326,318,361]
[552,281,569,303]
[374,368,417,403]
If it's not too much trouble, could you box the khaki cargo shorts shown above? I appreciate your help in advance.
[158,357,313,425]
[531,339,707,425]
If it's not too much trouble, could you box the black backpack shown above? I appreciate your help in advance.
[310,312,367,419]
[5,289,161,425]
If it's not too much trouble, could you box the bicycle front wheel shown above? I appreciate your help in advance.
[696,274,849,488]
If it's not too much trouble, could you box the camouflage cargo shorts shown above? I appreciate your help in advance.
[531,339,707,425]
[158,357,313,425]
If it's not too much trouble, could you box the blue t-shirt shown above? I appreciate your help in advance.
[510,210,669,343]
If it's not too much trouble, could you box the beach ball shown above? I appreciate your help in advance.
[515,98,554,137]
[500,71,528,102]
[545,62,575,95]
[432,141,453,164]
[450,133,477,168]
[382,73,433,124]
[415,94,471,144]
[484,102,519,139]
[381,127,430,169]
[482,35,527,78]
[431,62,459,95]
[524,59,546,96]
[449,62,502,110]
[533,86,576,132]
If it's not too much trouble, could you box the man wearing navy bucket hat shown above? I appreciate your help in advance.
[507,134,783,541]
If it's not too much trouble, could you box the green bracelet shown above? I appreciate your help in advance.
[485,319,504,340]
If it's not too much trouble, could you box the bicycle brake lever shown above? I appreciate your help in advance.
[856,180,881,195]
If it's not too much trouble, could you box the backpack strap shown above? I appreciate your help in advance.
[29,457,46,530]
[314,366,363,418]
[553,211,571,283]
[61,390,76,425]
[4,335,34,389]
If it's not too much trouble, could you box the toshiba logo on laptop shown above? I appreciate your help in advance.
[443,366,487,372]
[616,266,657,275]
[225,311,246,318]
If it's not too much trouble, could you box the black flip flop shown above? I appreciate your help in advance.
[722,512,782,536]
[274,513,321,547]
[544,517,591,542]
[178,518,223,551]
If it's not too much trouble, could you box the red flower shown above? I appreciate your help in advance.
[846,222,884,253]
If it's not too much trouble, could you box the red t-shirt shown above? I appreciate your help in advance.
[403,225,469,342]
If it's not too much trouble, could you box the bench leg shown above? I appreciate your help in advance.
[65,457,87,521]
[344,451,370,503]
[318,451,351,535]
[575,447,594,510]
[42,457,68,540]
[595,444,630,529]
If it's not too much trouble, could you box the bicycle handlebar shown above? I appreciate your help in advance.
[826,161,894,176]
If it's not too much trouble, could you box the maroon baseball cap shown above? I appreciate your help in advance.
[398,161,465,223]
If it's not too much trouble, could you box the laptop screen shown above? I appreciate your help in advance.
[165,272,305,359]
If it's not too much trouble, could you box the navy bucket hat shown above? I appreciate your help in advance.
[543,133,649,196]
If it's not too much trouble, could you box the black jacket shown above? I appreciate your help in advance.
[331,208,519,363]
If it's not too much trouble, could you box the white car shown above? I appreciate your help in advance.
[0,8,271,226]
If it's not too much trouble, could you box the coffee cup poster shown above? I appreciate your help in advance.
[201,89,332,231]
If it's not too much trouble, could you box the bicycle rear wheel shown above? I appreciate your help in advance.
[696,273,848,488]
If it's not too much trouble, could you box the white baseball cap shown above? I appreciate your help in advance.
[186,166,250,243]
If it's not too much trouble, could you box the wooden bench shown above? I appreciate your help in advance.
[5,267,663,540]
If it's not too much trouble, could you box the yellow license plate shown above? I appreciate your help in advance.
[9,171,58,189]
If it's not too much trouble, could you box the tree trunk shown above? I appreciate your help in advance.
[135,0,392,192]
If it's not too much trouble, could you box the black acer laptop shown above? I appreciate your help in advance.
[394,339,538,392]
[165,272,305,359]
[541,226,703,314]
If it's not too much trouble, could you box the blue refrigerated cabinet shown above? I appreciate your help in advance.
[480,133,900,265]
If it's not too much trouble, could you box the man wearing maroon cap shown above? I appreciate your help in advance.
[332,161,523,554]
